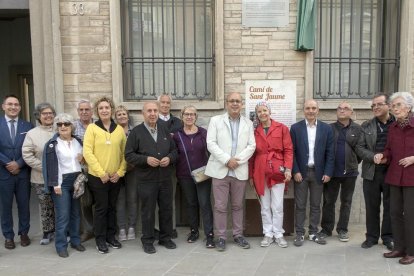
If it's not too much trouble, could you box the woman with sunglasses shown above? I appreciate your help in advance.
[43,113,85,258]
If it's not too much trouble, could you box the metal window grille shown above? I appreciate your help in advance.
[121,0,214,101]
[314,0,401,99]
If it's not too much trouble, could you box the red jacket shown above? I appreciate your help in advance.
[249,120,293,196]
[383,116,414,187]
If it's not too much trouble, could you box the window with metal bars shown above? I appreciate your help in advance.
[121,0,214,101]
[314,0,401,99]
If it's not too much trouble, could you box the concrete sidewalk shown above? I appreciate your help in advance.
[1,190,414,275]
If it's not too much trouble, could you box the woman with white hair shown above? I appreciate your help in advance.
[375,92,414,265]
[22,102,56,245]
[43,113,85,258]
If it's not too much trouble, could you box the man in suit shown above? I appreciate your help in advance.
[290,99,334,246]
[0,95,33,249]
[355,93,394,250]
[205,92,256,251]
[125,101,177,254]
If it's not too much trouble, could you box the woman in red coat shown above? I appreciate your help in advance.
[375,92,414,265]
[249,102,293,248]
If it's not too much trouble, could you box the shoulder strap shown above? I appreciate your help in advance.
[177,132,193,174]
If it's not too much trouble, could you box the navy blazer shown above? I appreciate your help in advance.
[0,116,34,180]
[290,119,334,184]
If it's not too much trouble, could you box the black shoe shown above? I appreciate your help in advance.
[143,243,156,254]
[158,239,177,249]
[107,238,122,249]
[58,250,69,258]
[206,233,215,248]
[172,229,178,239]
[71,244,86,252]
[216,238,226,251]
[96,240,109,254]
[361,240,378,249]
[383,240,394,251]
[187,229,199,243]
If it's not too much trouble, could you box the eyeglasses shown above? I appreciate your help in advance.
[370,103,387,109]
[78,108,91,112]
[183,113,196,117]
[56,122,71,127]
[337,107,352,112]
[5,103,20,107]
[41,112,54,116]
[227,99,242,104]
[391,102,406,109]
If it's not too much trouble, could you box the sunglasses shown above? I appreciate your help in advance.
[56,122,71,127]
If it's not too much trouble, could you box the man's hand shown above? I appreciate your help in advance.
[6,161,19,174]
[294,172,303,183]
[159,157,170,167]
[100,173,110,184]
[109,173,120,183]
[322,175,331,183]
[374,153,384,164]
[226,158,240,170]
[147,157,160,167]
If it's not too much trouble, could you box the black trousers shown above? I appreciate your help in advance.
[138,179,173,245]
[390,185,414,255]
[362,166,392,243]
[87,174,121,243]
[321,176,357,235]
[179,177,214,236]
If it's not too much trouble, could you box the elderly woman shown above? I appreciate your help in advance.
[22,102,56,245]
[83,97,127,254]
[172,105,215,248]
[43,113,85,258]
[375,92,414,265]
[249,101,293,248]
[114,105,137,241]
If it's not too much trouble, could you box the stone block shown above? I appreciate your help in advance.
[268,40,290,50]
[283,50,306,61]
[242,36,269,44]
[101,60,112,73]
[242,73,267,80]
[63,61,101,74]
[63,74,78,86]
[226,56,265,66]
[263,50,284,61]
[79,83,112,92]
[268,72,284,79]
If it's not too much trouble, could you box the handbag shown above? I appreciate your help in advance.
[265,151,285,182]
[73,169,88,199]
[178,132,211,183]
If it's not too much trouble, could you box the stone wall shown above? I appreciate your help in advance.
[60,0,112,116]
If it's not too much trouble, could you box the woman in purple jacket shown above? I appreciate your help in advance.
[375,92,414,265]
[173,105,215,248]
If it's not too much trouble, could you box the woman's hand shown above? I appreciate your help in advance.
[284,171,292,183]
[100,173,110,184]
[399,156,414,168]
[54,186,62,196]
[77,153,85,164]
[249,178,254,188]
[374,153,384,164]
[109,173,120,183]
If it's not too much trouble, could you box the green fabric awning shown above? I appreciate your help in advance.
[295,0,316,52]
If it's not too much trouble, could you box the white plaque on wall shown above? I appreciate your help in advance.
[245,80,296,128]
[242,0,290,28]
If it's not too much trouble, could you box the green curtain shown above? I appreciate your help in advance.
[295,0,316,51]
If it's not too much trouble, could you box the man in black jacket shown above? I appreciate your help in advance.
[320,102,362,242]
[125,101,177,254]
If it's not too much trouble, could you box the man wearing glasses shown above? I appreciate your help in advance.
[205,92,256,251]
[320,102,362,242]
[356,93,394,250]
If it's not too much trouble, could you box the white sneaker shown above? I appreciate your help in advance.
[275,237,288,248]
[260,236,274,247]
[127,227,136,240]
[118,229,127,241]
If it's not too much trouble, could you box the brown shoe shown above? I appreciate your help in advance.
[5,239,15,249]
[399,255,414,265]
[20,234,31,247]
[80,232,94,242]
[384,250,405,258]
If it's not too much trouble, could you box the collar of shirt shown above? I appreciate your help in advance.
[305,119,317,127]
[5,115,19,124]
[160,114,170,121]
[144,122,157,133]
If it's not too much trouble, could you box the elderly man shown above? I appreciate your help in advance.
[320,102,362,242]
[356,93,394,250]
[73,99,95,242]
[125,101,177,254]
[0,95,33,249]
[206,92,256,251]
[290,99,334,246]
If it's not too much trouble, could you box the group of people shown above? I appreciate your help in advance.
[1,91,413,265]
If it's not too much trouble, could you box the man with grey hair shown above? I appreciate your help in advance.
[73,99,95,242]
[320,101,362,242]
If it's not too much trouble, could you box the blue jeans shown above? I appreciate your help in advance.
[51,172,81,253]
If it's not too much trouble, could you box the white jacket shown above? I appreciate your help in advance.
[205,113,256,180]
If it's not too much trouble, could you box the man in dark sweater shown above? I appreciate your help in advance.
[125,102,178,254]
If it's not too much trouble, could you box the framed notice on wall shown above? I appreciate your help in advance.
[245,80,296,128]
[242,0,290,28]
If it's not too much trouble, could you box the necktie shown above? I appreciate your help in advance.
[10,119,16,143]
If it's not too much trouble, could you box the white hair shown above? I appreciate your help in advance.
[389,92,414,112]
